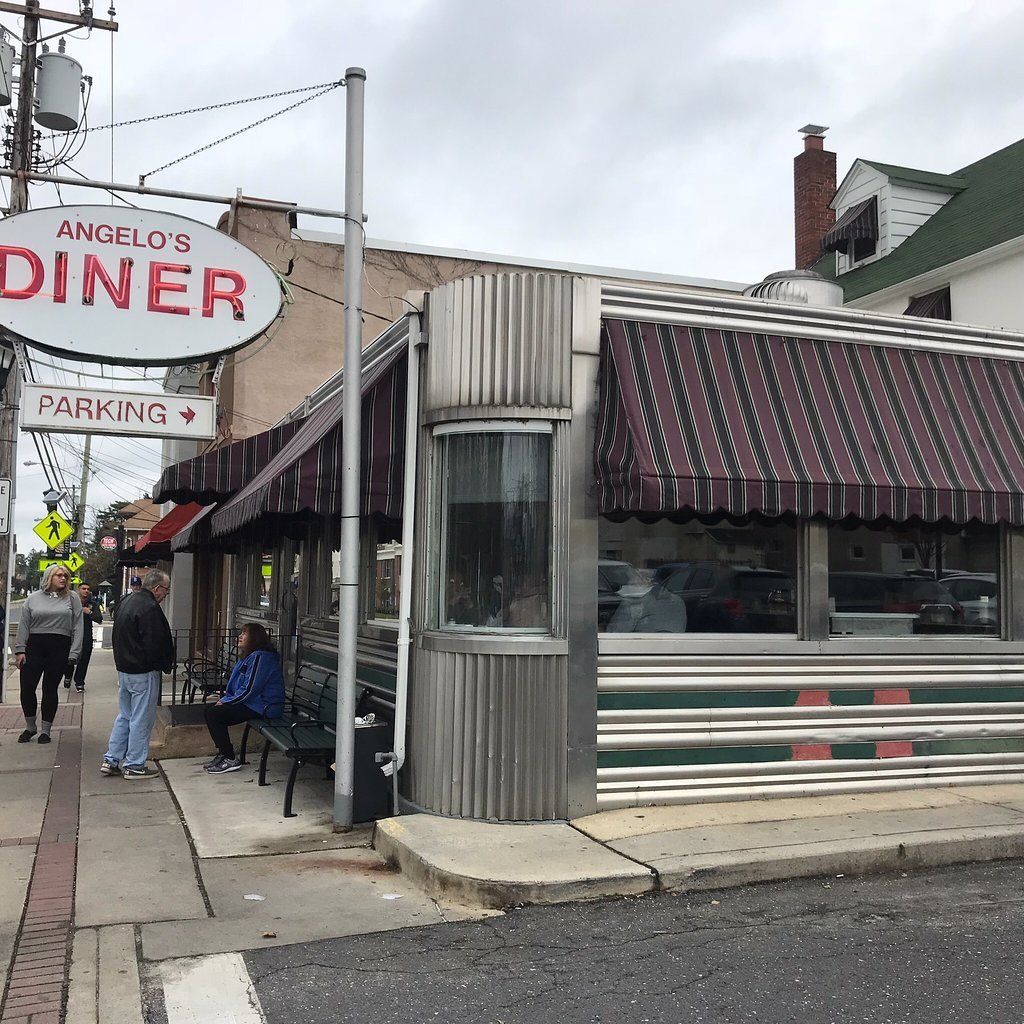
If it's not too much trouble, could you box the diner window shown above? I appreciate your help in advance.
[436,424,551,632]
[598,515,798,634]
[828,522,999,637]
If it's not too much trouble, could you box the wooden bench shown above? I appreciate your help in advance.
[238,664,393,818]
[182,639,237,704]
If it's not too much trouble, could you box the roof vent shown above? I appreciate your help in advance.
[743,268,844,308]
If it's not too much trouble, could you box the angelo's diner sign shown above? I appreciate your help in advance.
[0,206,283,363]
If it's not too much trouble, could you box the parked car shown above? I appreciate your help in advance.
[661,562,796,633]
[941,573,998,626]
[829,572,963,622]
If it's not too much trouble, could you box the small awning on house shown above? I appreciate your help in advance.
[904,287,952,320]
[209,335,408,539]
[153,419,304,505]
[170,503,215,553]
[596,318,1024,525]
[821,196,878,255]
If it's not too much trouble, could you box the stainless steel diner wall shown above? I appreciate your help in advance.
[407,642,569,819]
[597,650,1024,808]
[423,273,573,414]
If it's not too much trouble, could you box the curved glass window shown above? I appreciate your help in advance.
[436,425,551,632]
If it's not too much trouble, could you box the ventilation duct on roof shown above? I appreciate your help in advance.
[743,268,844,308]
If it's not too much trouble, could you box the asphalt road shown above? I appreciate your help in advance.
[244,860,1024,1024]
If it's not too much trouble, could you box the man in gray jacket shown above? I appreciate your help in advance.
[101,570,174,779]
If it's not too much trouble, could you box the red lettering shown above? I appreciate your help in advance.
[148,230,167,250]
[37,394,53,414]
[148,262,190,316]
[95,398,113,420]
[149,402,167,425]
[75,397,93,419]
[125,400,145,422]
[83,255,132,309]
[115,226,130,246]
[0,245,43,299]
[173,233,191,254]
[74,223,93,242]
[95,224,114,244]
[56,219,74,240]
[201,267,245,320]
[53,252,68,304]
[54,396,73,416]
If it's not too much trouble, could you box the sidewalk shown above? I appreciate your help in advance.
[5,652,1024,1022]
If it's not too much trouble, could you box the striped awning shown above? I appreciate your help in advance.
[821,196,877,255]
[904,287,951,320]
[596,318,1024,525]
[153,419,303,505]
[209,342,407,538]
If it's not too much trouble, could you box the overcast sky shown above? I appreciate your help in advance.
[8,0,1024,559]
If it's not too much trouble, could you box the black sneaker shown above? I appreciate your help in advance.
[63,678,71,689]
[75,684,85,693]
[37,734,51,744]
[122,765,159,780]
[206,756,242,774]
[17,729,36,743]
[100,760,120,776]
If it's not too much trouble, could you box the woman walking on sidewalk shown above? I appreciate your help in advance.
[14,565,84,744]
[204,623,285,774]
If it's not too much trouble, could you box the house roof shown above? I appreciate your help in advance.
[857,161,966,193]
[816,136,1024,301]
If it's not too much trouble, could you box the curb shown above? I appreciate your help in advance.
[373,819,656,910]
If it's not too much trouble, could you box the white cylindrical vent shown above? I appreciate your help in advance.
[35,51,82,131]
[743,269,844,308]
[0,39,14,107]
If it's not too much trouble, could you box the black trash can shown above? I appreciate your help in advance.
[353,719,393,822]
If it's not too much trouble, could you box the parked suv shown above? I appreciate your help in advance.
[661,563,796,633]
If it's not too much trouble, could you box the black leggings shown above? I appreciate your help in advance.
[204,701,260,758]
[21,633,72,723]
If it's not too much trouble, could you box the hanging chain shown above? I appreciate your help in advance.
[87,79,345,133]
[139,80,344,184]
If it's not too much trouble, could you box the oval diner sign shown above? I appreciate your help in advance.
[0,205,283,363]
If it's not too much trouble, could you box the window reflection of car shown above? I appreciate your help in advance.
[597,559,650,630]
[941,573,997,625]
[829,572,963,621]
[663,563,795,633]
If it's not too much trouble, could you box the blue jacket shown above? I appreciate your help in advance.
[220,650,285,717]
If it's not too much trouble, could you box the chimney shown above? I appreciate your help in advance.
[794,124,836,270]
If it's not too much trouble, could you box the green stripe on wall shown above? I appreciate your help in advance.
[598,745,793,769]
[912,736,1024,757]
[599,691,798,711]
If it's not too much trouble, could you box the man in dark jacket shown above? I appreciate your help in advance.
[64,582,102,693]
[101,570,174,779]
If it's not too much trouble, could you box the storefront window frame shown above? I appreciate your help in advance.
[431,420,555,636]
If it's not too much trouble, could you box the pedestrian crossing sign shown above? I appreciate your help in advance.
[33,511,73,549]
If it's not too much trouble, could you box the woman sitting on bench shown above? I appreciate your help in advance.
[204,623,285,775]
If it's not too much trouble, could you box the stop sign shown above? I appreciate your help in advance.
[99,536,117,550]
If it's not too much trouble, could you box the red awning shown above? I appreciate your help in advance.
[821,196,878,255]
[596,318,1024,525]
[134,502,209,555]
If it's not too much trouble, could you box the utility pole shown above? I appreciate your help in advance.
[0,2,117,652]
[75,433,91,543]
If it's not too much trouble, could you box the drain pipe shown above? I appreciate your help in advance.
[377,311,424,812]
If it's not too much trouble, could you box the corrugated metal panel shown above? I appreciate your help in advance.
[597,652,1024,808]
[407,645,568,820]
[424,273,573,413]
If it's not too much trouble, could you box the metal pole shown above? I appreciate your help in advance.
[0,168,350,220]
[0,2,38,679]
[333,67,365,831]
[75,434,91,543]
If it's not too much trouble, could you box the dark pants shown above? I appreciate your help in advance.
[21,633,72,724]
[204,701,260,758]
[65,634,94,687]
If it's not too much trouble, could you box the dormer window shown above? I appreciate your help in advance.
[821,196,878,263]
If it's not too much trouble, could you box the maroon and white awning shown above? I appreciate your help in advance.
[210,340,407,538]
[596,318,1024,525]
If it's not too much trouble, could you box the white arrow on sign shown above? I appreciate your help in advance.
[21,383,216,440]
